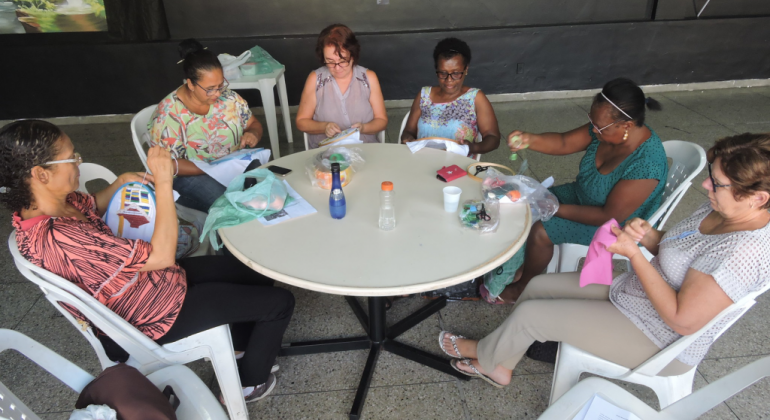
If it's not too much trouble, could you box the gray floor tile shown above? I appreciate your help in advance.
[251,387,356,419]
[462,372,552,419]
[723,122,770,135]
[64,122,137,158]
[492,99,588,137]
[704,292,770,360]
[0,350,82,413]
[698,356,768,419]
[661,90,770,127]
[0,283,41,328]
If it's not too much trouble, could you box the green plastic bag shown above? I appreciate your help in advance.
[248,45,284,75]
[483,246,526,298]
[200,168,292,250]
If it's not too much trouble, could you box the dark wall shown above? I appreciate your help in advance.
[163,0,651,39]
[2,16,770,119]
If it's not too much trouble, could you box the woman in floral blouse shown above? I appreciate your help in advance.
[149,38,264,212]
[401,38,501,157]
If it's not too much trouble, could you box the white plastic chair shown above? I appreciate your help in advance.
[0,329,227,420]
[549,279,770,409]
[540,355,770,420]
[78,162,118,193]
[397,111,483,161]
[546,140,707,273]
[130,105,157,173]
[303,129,385,150]
[8,235,248,420]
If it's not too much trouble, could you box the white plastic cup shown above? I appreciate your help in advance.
[443,186,462,212]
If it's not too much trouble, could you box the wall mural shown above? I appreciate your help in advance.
[0,0,106,33]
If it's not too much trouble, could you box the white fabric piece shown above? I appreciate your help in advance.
[69,405,118,420]
[406,138,469,157]
[318,128,363,147]
[193,148,272,187]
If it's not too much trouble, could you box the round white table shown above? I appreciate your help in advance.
[220,143,530,419]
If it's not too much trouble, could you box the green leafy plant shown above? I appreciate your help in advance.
[12,0,56,11]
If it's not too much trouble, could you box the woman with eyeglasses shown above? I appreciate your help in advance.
[1,120,295,403]
[148,38,264,212]
[488,78,667,305]
[400,37,501,157]
[439,133,770,390]
[296,24,388,149]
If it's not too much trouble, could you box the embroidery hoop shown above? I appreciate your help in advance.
[466,163,515,182]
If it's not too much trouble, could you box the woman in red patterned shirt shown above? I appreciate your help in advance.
[1,120,294,403]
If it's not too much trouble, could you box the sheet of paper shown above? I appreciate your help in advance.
[573,394,641,420]
[319,128,362,147]
[257,180,317,226]
[406,138,469,157]
[192,148,271,187]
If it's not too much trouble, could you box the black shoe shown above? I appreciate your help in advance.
[526,341,559,364]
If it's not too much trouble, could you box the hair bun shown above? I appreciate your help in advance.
[645,96,662,111]
[178,38,204,60]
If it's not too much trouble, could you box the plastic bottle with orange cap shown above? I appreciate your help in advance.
[379,181,396,231]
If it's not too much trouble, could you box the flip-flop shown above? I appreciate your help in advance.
[438,331,465,359]
[479,283,515,305]
[450,358,505,388]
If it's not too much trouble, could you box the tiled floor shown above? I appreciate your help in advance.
[3,86,770,419]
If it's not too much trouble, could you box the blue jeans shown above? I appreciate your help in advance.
[173,174,226,213]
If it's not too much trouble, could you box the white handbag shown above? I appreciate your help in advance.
[217,51,252,80]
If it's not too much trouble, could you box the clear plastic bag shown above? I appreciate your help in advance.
[481,168,559,222]
[305,146,365,189]
[459,198,500,233]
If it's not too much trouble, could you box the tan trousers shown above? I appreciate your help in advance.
[476,272,693,376]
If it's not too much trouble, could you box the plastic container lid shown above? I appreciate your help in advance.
[381,181,393,191]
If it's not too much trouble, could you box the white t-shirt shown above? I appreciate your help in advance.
[610,202,770,366]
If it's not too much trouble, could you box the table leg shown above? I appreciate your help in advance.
[277,73,293,144]
[257,80,281,159]
[280,295,468,419]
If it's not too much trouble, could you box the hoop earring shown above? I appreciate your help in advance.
[623,128,629,141]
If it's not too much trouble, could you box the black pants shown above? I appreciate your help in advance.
[155,256,295,386]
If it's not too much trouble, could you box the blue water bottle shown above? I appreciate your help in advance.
[329,162,346,219]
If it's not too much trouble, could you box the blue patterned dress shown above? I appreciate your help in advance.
[417,86,480,143]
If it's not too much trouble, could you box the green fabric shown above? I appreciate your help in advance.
[483,246,526,298]
[201,169,292,250]
[543,125,668,246]
[248,45,284,75]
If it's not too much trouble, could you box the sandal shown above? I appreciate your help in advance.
[479,284,515,305]
[450,358,504,388]
[438,331,466,359]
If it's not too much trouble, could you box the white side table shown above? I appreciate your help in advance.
[229,66,293,158]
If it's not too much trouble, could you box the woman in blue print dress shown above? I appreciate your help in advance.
[401,38,501,157]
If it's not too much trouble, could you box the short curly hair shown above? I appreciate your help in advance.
[708,132,770,209]
[0,120,62,212]
[433,37,472,69]
[315,24,360,66]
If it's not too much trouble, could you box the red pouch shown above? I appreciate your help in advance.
[436,165,467,182]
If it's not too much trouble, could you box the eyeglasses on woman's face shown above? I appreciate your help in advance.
[44,152,82,166]
[587,113,624,134]
[195,79,229,97]
[436,71,465,81]
[325,58,351,69]
[707,162,732,193]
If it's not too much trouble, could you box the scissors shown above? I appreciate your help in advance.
[477,204,492,221]
[474,165,490,176]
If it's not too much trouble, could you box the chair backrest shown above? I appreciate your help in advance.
[0,329,95,420]
[303,129,386,150]
[8,234,169,371]
[648,141,707,229]
[130,105,157,172]
[631,279,770,378]
[78,163,118,193]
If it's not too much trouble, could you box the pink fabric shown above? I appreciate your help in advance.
[579,219,620,287]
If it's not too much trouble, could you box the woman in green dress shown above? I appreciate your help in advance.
[491,78,668,304]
